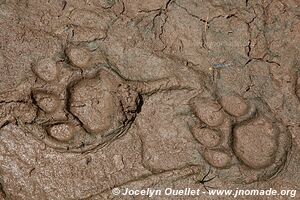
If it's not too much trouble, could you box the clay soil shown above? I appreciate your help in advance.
[0,0,300,199]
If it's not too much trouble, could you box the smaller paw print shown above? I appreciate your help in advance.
[189,93,291,183]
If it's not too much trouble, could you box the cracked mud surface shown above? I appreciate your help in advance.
[0,0,299,199]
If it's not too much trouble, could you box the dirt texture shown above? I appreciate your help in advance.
[0,0,299,199]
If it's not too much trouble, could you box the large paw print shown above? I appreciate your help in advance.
[189,93,291,183]
[16,45,183,153]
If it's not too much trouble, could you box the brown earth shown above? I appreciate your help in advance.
[0,0,299,199]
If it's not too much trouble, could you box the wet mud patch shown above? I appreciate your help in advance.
[0,0,299,199]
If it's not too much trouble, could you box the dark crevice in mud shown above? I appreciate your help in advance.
[142,0,175,51]
[136,94,144,113]
[0,182,6,199]
[0,121,10,129]
[243,57,282,68]
[243,59,252,67]
[165,0,174,10]
[265,59,281,66]
[0,100,29,104]
[138,8,161,14]
[174,2,207,23]
[225,13,237,19]
[29,91,40,124]
[61,0,67,10]
[246,39,252,58]
[118,0,126,16]
[158,13,168,51]
[173,2,212,50]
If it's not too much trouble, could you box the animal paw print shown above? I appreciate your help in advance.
[17,46,183,153]
[189,93,291,183]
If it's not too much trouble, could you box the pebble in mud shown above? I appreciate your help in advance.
[220,95,249,117]
[203,149,232,169]
[190,97,225,127]
[33,92,60,113]
[66,47,91,69]
[48,123,74,141]
[233,117,279,169]
[191,125,221,148]
[32,58,58,82]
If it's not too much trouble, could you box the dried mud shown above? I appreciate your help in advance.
[0,0,299,199]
